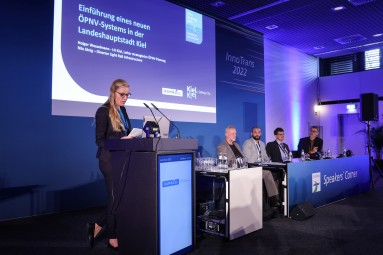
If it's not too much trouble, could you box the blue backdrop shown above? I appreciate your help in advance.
[0,1,265,220]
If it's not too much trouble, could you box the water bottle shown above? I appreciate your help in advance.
[343,147,347,157]
[223,153,228,169]
[301,149,305,161]
[144,127,150,138]
[196,152,202,170]
[237,157,243,168]
[289,151,293,162]
[218,152,223,168]
[327,148,331,158]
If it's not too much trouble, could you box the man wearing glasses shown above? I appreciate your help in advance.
[266,127,291,163]
[298,126,323,156]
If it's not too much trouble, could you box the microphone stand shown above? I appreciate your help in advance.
[151,103,181,139]
[367,120,374,191]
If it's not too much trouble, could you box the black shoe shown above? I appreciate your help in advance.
[271,207,281,218]
[107,242,119,251]
[269,196,281,208]
[87,223,95,248]
[271,200,281,208]
[263,207,276,220]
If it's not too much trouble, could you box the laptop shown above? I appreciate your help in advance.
[142,116,170,138]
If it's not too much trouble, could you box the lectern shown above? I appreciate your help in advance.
[105,138,197,255]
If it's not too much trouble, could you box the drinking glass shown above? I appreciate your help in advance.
[242,157,248,168]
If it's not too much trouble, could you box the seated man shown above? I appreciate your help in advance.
[217,125,243,167]
[243,127,270,163]
[218,126,280,209]
[298,126,323,156]
[266,127,290,163]
[242,127,281,208]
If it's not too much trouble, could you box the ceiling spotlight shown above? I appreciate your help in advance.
[346,104,356,110]
[314,46,324,49]
[265,24,279,30]
[334,34,367,45]
[210,1,225,7]
[331,6,346,11]
[373,33,383,37]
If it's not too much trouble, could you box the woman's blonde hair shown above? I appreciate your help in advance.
[107,79,130,132]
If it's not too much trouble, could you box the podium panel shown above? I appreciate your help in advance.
[106,138,197,255]
[158,153,193,255]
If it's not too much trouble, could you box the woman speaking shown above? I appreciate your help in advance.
[88,79,133,250]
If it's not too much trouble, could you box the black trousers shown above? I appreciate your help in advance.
[96,159,117,239]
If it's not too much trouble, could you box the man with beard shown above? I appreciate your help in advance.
[298,126,323,156]
[243,127,270,163]
[242,127,280,209]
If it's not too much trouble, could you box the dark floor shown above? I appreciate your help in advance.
[1,176,383,255]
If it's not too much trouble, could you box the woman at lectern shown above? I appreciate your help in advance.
[88,79,133,250]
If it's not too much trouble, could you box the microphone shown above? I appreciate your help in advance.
[143,103,160,137]
[143,102,150,109]
[151,103,181,139]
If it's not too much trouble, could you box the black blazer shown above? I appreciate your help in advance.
[266,140,290,163]
[95,103,131,161]
[297,137,323,154]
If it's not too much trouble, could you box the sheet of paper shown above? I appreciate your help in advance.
[129,128,143,138]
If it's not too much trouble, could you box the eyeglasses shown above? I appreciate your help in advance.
[115,91,131,98]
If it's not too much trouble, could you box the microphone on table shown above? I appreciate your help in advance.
[151,103,181,139]
[143,102,160,137]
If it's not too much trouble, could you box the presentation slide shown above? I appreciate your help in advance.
[158,153,193,255]
[52,0,216,123]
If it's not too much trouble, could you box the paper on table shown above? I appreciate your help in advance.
[128,128,143,138]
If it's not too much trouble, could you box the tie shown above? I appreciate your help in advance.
[279,143,288,158]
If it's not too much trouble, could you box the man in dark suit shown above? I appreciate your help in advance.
[266,127,290,163]
[298,126,323,156]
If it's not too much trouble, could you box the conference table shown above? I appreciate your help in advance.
[258,155,370,217]
[194,155,369,242]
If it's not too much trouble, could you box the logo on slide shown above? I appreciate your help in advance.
[162,88,183,97]
[185,9,203,44]
[187,86,197,99]
[162,179,179,187]
[312,172,321,193]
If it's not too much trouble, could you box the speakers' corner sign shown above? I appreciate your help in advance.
[288,156,370,214]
